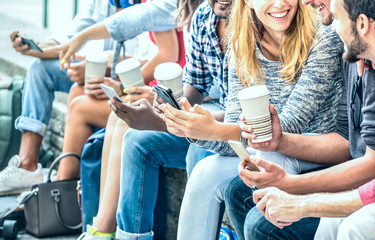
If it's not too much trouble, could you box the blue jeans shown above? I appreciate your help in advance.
[225,176,320,240]
[116,129,190,240]
[177,155,241,240]
[15,58,72,136]
[186,144,215,177]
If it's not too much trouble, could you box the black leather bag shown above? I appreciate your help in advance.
[23,153,82,237]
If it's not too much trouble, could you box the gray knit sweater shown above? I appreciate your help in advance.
[195,25,344,156]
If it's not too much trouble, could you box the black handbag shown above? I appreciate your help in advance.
[23,153,82,237]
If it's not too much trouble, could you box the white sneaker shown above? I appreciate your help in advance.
[77,225,115,240]
[0,155,43,196]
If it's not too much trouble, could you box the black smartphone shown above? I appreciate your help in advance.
[16,35,43,52]
[154,84,181,110]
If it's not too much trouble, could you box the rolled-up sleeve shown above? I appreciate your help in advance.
[104,0,178,42]
[359,179,375,205]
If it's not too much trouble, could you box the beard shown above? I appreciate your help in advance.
[343,23,368,63]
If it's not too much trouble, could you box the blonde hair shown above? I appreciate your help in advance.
[229,0,317,86]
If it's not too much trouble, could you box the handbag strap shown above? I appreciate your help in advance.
[51,189,82,230]
[47,152,80,182]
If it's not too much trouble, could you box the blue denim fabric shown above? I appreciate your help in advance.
[116,129,190,240]
[185,144,215,177]
[80,128,105,230]
[15,58,73,136]
[225,176,320,240]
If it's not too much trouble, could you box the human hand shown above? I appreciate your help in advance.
[109,98,167,131]
[86,77,121,99]
[65,59,85,85]
[357,59,375,77]
[152,90,164,114]
[124,86,155,104]
[241,105,283,152]
[238,156,290,189]
[253,187,304,228]
[10,31,41,57]
[58,34,86,69]
[159,98,219,139]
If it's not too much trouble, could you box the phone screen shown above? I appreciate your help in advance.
[100,84,124,103]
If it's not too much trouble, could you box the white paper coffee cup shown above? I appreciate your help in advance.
[154,62,183,100]
[239,85,272,143]
[115,58,144,88]
[85,52,108,94]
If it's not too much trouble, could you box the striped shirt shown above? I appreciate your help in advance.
[195,24,344,156]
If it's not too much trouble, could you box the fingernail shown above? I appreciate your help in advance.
[123,88,127,94]
[60,59,65,65]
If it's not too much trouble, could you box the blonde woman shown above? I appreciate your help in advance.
[160,0,344,239]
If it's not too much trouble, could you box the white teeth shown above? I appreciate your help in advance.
[217,0,230,4]
[317,5,324,11]
[270,11,288,18]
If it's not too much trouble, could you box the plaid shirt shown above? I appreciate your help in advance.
[182,1,228,109]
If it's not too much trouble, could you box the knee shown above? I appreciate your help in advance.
[243,208,267,240]
[68,95,87,115]
[68,83,84,98]
[224,176,245,209]
[122,128,145,151]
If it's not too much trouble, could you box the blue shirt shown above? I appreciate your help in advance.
[182,1,229,109]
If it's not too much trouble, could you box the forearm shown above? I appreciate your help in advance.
[77,23,111,43]
[278,132,351,164]
[214,122,241,142]
[184,84,205,106]
[301,190,363,218]
[283,148,375,194]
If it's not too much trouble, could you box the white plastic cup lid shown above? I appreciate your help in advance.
[85,52,108,63]
[238,85,269,100]
[115,58,141,74]
[154,62,182,80]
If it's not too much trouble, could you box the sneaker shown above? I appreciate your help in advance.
[77,225,115,240]
[0,155,43,196]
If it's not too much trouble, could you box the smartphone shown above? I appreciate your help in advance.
[16,35,43,52]
[154,84,181,110]
[228,140,260,172]
[100,84,124,103]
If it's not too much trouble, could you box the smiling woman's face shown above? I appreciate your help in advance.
[247,0,298,36]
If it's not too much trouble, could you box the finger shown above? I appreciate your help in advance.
[239,113,246,122]
[111,98,135,113]
[59,51,66,70]
[249,156,273,172]
[179,97,192,111]
[238,160,247,172]
[75,55,85,61]
[253,189,267,204]
[87,78,105,84]
[126,86,144,94]
[10,31,19,41]
[164,103,191,121]
[189,104,209,115]
[256,197,267,216]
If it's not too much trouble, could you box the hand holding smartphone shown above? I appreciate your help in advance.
[15,35,43,52]
[100,84,124,102]
[228,140,260,172]
[154,85,181,110]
